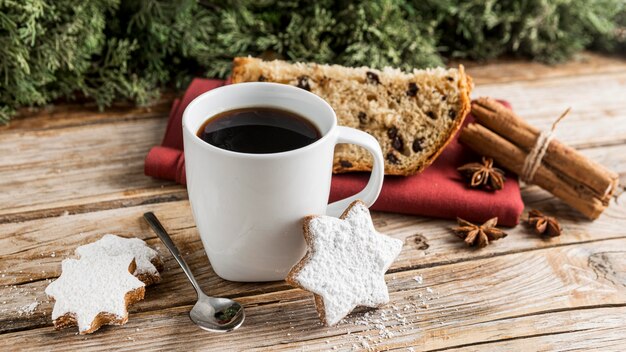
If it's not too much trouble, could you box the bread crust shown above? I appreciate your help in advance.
[330,65,472,176]
[231,58,473,176]
[406,64,472,175]
[231,57,251,84]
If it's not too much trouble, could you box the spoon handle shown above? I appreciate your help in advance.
[143,212,204,296]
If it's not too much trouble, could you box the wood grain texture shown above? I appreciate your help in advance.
[0,55,622,226]
[1,93,174,133]
[1,179,625,333]
[388,308,626,351]
[460,52,626,85]
[3,141,625,284]
[428,309,626,352]
[0,118,186,223]
[2,239,625,351]
[2,54,626,350]
[472,71,626,149]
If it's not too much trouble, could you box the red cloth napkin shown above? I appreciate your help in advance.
[145,78,524,226]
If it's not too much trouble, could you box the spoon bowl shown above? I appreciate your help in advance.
[190,294,245,332]
[143,212,245,332]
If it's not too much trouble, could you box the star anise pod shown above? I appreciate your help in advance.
[457,157,505,191]
[452,217,508,248]
[527,209,562,237]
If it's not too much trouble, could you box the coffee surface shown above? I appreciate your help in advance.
[197,107,321,154]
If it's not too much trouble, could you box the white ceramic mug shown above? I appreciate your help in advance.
[182,82,384,282]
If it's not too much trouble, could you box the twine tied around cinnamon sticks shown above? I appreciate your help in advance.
[520,108,570,183]
[460,98,619,220]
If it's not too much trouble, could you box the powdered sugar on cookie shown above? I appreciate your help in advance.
[76,234,162,285]
[45,254,145,334]
[287,200,403,326]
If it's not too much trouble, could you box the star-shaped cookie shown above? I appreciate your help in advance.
[76,234,163,285]
[45,254,145,334]
[287,200,403,326]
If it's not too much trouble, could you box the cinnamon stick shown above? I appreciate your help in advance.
[471,97,618,200]
[459,123,606,219]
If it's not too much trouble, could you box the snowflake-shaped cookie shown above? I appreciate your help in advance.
[76,234,163,285]
[45,254,145,334]
[287,200,403,326]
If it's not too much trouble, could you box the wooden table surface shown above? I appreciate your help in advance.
[2,53,626,351]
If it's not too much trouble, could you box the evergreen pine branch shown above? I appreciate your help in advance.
[0,0,624,122]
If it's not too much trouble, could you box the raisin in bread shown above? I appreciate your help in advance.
[231,57,472,176]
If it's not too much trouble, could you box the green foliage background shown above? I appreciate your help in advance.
[1,0,624,122]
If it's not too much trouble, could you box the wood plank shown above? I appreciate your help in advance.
[0,201,292,333]
[473,71,626,149]
[1,53,624,351]
[2,238,625,351]
[2,161,625,288]
[1,125,625,334]
[1,163,625,333]
[461,52,626,85]
[0,61,623,225]
[1,94,174,133]
[432,322,626,352]
[0,118,185,222]
[426,309,626,352]
[4,140,625,283]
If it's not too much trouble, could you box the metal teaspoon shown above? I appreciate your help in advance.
[143,212,245,332]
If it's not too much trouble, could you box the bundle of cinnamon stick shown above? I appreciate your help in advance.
[459,98,619,220]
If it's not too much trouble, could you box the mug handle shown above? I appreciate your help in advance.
[326,126,385,217]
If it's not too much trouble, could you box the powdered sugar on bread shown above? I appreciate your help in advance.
[287,200,403,326]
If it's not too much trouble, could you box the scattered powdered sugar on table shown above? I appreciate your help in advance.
[1,281,51,316]
[278,274,452,351]
[17,301,39,316]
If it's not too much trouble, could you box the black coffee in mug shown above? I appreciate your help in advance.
[197,107,321,154]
